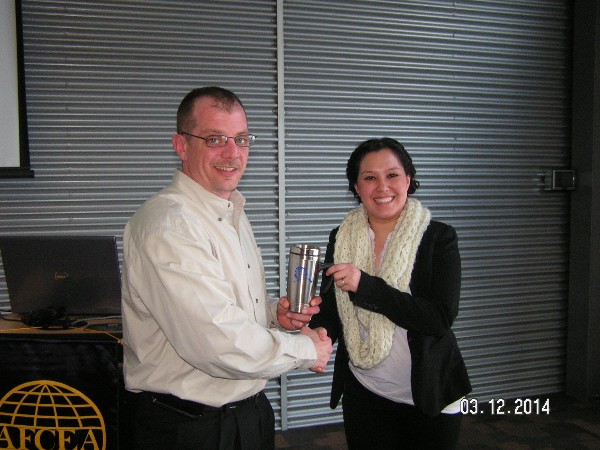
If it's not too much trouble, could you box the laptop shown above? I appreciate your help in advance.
[0,235,122,318]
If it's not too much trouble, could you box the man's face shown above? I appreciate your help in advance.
[172,97,249,200]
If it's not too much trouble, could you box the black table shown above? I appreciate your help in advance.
[0,319,124,449]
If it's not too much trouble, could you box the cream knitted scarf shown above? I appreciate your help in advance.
[334,197,431,369]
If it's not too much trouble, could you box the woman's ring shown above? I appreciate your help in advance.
[341,278,346,286]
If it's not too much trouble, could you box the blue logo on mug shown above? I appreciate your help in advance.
[294,266,313,283]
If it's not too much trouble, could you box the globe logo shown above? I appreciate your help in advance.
[0,380,106,450]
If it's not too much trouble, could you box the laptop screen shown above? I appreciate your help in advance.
[0,235,121,316]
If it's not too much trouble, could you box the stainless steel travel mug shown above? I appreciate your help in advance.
[287,244,321,313]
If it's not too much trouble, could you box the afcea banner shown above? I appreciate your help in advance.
[0,335,121,450]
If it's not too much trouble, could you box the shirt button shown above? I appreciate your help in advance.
[218,217,223,222]
[247,263,250,268]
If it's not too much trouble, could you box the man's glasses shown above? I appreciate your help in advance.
[180,132,256,148]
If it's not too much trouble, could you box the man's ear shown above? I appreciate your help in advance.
[172,133,188,161]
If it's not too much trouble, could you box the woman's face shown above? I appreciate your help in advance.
[354,148,411,227]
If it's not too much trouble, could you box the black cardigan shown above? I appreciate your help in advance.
[310,220,471,417]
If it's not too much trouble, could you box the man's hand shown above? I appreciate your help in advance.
[300,326,333,373]
[277,296,322,331]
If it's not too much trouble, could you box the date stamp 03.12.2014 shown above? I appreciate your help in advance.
[460,397,551,415]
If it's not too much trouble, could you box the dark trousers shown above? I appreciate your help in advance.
[342,374,462,450]
[127,391,275,450]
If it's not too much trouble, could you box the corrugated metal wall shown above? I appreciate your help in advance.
[0,0,287,424]
[281,0,572,427]
[0,0,572,430]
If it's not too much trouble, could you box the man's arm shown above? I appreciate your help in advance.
[125,227,320,379]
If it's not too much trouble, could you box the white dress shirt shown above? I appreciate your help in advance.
[122,170,316,407]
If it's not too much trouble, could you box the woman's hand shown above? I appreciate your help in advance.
[277,296,322,330]
[326,263,361,293]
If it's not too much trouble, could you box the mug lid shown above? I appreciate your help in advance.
[290,244,320,256]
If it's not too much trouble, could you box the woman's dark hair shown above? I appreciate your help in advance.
[346,137,420,202]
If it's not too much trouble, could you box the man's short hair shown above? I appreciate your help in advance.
[176,86,246,133]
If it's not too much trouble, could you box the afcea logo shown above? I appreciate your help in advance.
[0,380,106,450]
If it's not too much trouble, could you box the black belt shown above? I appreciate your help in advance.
[145,391,262,419]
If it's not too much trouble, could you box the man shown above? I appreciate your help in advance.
[122,86,333,449]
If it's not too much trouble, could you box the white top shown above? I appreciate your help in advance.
[122,170,316,407]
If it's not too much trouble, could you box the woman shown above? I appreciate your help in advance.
[311,137,471,449]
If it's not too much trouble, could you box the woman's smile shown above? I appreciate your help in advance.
[354,149,411,225]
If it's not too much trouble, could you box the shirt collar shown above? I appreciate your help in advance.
[173,169,246,230]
